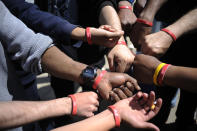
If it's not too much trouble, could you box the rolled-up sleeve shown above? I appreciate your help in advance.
[0,1,53,74]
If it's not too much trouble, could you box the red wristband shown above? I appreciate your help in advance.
[136,18,153,27]
[68,94,77,115]
[157,64,171,86]
[119,6,132,11]
[161,28,176,41]
[86,27,93,45]
[92,70,107,90]
[116,41,127,46]
[108,105,121,127]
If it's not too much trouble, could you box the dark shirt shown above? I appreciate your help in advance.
[2,0,77,44]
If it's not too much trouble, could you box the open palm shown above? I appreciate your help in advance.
[114,91,162,131]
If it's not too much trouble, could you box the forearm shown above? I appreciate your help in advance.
[165,8,197,38]
[99,5,124,41]
[0,98,71,129]
[139,0,167,21]
[52,109,116,131]
[99,5,122,31]
[164,65,197,93]
[41,46,87,84]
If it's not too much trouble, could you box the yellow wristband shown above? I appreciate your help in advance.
[153,63,166,86]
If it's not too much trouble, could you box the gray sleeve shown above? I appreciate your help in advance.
[0,1,53,74]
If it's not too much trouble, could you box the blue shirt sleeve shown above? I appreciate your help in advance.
[2,0,77,44]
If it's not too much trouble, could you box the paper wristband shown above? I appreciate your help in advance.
[116,41,127,46]
[92,70,107,90]
[136,18,153,27]
[86,27,93,45]
[68,95,77,115]
[157,64,171,86]
[119,6,132,10]
[153,63,166,86]
[108,105,121,127]
[161,28,176,41]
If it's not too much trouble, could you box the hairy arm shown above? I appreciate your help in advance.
[139,0,167,21]
[165,8,197,38]
[164,65,197,93]
[41,46,87,84]
[0,98,71,129]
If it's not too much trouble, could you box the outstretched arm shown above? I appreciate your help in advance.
[133,54,197,93]
[0,91,99,130]
[0,98,71,130]
[164,8,197,38]
[99,2,135,73]
[141,7,197,56]
[52,92,162,131]
[130,0,167,49]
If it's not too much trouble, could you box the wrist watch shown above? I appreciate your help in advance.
[81,66,98,87]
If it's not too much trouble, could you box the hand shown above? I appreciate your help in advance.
[90,25,124,48]
[133,54,161,84]
[97,71,141,100]
[109,87,132,102]
[118,9,137,35]
[107,43,135,72]
[141,31,174,57]
[113,91,162,131]
[130,22,152,50]
[74,92,99,117]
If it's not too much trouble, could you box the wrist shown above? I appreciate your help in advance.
[139,10,154,22]
[68,95,77,115]
[93,69,107,90]
[161,28,177,42]
[86,27,93,45]
[165,25,182,40]
[136,18,153,27]
[52,97,72,116]
[71,27,86,41]
[108,105,121,127]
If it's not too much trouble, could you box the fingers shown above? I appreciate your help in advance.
[109,91,120,102]
[113,88,127,100]
[153,98,162,114]
[124,74,141,91]
[146,97,162,120]
[99,25,116,32]
[138,93,148,106]
[126,81,134,92]
[131,91,143,101]
[120,85,133,97]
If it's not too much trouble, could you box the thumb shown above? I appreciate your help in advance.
[141,122,160,131]
[107,54,115,72]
